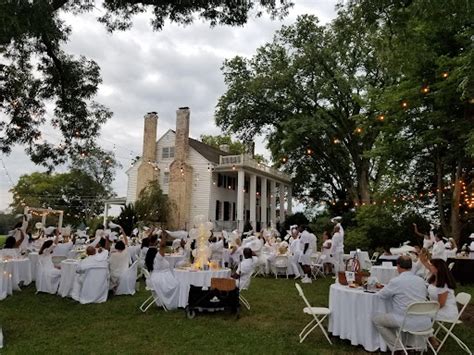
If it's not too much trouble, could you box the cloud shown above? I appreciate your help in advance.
[0,1,338,211]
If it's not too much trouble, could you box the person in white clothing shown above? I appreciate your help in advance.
[52,233,74,258]
[288,227,302,279]
[321,231,333,274]
[109,229,130,291]
[373,256,431,351]
[330,225,344,276]
[298,226,316,283]
[209,236,224,263]
[432,234,447,261]
[413,223,436,250]
[1,228,25,258]
[150,235,179,310]
[236,248,256,290]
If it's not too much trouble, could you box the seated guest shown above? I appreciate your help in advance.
[373,256,431,351]
[411,248,430,279]
[150,235,179,310]
[78,246,108,270]
[420,258,459,348]
[145,235,159,272]
[52,230,75,258]
[1,228,25,257]
[235,247,256,290]
[109,229,130,291]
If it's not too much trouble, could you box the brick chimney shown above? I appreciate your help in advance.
[136,112,159,198]
[168,107,193,229]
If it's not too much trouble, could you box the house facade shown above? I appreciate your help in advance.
[126,108,292,232]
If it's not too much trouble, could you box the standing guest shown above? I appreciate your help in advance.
[150,234,179,310]
[298,225,316,284]
[373,256,431,351]
[321,231,333,274]
[432,233,447,261]
[330,225,344,276]
[109,227,130,291]
[413,223,435,250]
[288,226,302,279]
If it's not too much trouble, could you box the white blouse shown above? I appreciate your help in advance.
[427,284,458,321]
[432,241,447,261]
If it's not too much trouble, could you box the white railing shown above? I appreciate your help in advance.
[218,154,290,181]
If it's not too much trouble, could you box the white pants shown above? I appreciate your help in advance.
[332,252,344,274]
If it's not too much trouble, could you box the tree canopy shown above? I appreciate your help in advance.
[0,0,291,167]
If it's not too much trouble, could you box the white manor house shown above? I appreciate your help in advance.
[123,108,292,232]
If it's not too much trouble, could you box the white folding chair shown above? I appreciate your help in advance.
[139,268,167,312]
[294,283,332,344]
[273,255,289,279]
[434,292,472,354]
[115,260,138,296]
[310,253,325,279]
[392,301,439,355]
[370,251,380,265]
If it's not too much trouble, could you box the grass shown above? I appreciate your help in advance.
[0,235,5,248]
[1,277,474,354]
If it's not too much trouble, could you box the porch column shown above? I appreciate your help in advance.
[279,183,285,224]
[237,169,245,232]
[58,211,63,230]
[103,203,109,226]
[287,185,293,215]
[249,173,257,230]
[260,177,268,229]
[270,180,276,227]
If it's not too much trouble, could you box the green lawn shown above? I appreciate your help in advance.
[0,235,6,248]
[1,277,473,354]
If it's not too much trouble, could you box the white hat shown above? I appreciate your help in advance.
[108,221,121,230]
[35,222,43,229]
[108,231,118,241]
[44,226,55,235]
[331,216,342,223]
[469,233,474,239]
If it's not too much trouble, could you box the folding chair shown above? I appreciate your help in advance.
[273,255,289,279]
[310,253,325,279]
[139,268,167,312]
[434,292,472,354]
[294,283,332,344]
[370,251,380,265]
[392,301,439,355]
[115,260,138,296]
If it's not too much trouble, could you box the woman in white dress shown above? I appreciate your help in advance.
[109,231,130,291]
[0,228,25,258]
[150,236,179,310]
[37,240,61,293]
[425,258,459,348]
[413,223,435,250]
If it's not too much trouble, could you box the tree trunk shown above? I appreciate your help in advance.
[450,161,462,242]
[435,157,450,236]
[357,158,371,204]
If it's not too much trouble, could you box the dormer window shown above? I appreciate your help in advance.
[162,146,175,159]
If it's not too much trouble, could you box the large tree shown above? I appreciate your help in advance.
[348,0,473,241]
[0,0,291,168]
[216,14,390,207]
[10,170,112,224]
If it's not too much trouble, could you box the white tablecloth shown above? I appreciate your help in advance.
[370,266,398,284]
[2,258,32,291]
[58,260,79,297]
[328,283,391,352]
[0,261,13,300]
[28,252,39,281]
[174,268,231,308]
[165,255,186,269]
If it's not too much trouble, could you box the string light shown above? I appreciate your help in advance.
[377,114,385,121]
[442,72,449,78]
[401,101,408,109]
[421,86,430,94]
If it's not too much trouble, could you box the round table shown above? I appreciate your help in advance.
[58,260,79,297]
[2,258,32,291]
[174,268,231,308]
[0,261,13,300]
[165,254,186,269]
[328,283,391,352]
[370,266,398,285]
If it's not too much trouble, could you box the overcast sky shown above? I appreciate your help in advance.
[0,1,338,212]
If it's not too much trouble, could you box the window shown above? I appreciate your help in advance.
[163,172,169,184]
[215,200,221,221]
[232,202,236,221]
[162,146,175,159]
[223,201,231,221]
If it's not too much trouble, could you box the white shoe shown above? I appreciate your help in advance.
[301,276,312,284]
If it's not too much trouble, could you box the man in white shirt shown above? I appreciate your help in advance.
[236,248,256,290]
[330,225,344,275]
[373,256,431,351]
[298,226,316,283]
